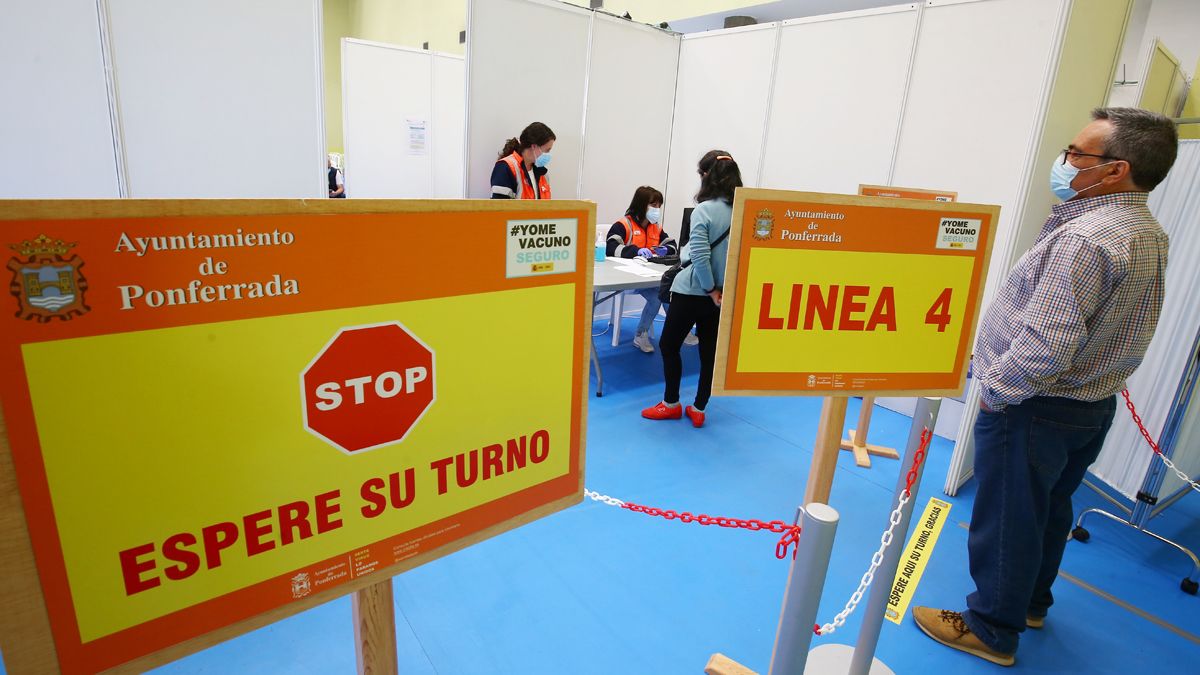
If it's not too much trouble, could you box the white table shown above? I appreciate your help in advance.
[591,257,672,396]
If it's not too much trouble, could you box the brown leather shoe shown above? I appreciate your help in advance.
[912,606,1015,667]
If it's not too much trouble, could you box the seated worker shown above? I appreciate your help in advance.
[605,186,678,353]
[490,122,555,199]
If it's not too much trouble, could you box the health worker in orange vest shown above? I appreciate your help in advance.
[490,122,555,199]
[605,186,678,353]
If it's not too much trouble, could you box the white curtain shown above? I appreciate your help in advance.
[1091,139,1200,500]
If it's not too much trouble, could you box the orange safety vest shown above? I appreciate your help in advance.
[619,216,662,249]
[501,152,551,199]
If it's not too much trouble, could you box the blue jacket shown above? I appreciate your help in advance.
[671,198,732,296]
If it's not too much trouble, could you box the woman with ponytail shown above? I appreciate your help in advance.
[491,122,556,199]
[642,150,741,428]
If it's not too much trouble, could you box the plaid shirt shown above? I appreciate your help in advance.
[976,192,1168,410]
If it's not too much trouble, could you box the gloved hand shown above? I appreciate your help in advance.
[652,246,668,256]
[637,248,654,259]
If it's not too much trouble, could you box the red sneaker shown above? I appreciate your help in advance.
[685,405,705,428]
[642,402,682,420]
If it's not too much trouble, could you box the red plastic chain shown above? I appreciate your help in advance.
[1121,389,1163,456]
[904,429,934,497]
[617,429,935,565]
[619,502,803,560]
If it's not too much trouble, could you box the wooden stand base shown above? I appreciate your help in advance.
[840,431,900,468]
[838,397,898,468]
[705,652,759,675]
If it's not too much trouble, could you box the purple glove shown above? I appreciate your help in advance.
[637,248,654,258]
[652,246,668,256]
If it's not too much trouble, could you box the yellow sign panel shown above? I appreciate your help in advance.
[0,200,595,674]
[737,248,973,374]
[886,497,952,624]
[715,188,999,396]
[27,286,574,641]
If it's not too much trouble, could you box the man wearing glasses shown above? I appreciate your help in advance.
[913,108,1179,666]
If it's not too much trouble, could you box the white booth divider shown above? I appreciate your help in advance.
[1091,140,1200,500]
[432,56,467,198]
[579,13,679,228]
[465,0,591,202]
[2,0,120,198]
[342,39,465,198]
[466,0,680,228]
[104,0,325,198]
[663,24,777,232]
[758,6,920,195]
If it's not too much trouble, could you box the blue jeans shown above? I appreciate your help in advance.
[634,288,662,336]
[962,395,1116,654]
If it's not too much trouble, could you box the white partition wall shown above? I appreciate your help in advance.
[342,40,465,198]
[1091,141,1200,499]
[759,6,919,194]
[432,56,467,198]
[465,0,591,200]
[663,24,778,231]
[343,40,432,198]
[579,13,679,227]
[104,0,325,198]
[890,0,1066,266]
[2,0,120,198]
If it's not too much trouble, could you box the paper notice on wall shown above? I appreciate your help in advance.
[407,118,428,156]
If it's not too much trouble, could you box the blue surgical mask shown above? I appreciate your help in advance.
[646,207,662,224]
[1050,153,1114,201]
[534,152,552,168]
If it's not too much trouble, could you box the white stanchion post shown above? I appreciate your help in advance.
[848,397,940,674]
[768,502,840,675]
[805,398,941,674]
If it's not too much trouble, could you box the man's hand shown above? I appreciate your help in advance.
[980,399,993,413]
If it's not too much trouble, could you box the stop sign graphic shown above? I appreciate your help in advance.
[301,322,436,454]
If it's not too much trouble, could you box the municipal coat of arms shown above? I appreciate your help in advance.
[291,572,312,598]
[753,208,774,240]
[7,234,90,322]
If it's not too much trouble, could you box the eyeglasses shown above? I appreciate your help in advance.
[1060,148,1124,165]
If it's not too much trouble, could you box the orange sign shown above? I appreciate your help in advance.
[0,200,594,674]
[858,184,958,202]
[714,188,998,397]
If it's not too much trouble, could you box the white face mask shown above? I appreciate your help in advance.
[646,206,662,224]
[1050,153,1116,201]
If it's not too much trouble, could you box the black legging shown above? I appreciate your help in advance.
[659,292,721,409]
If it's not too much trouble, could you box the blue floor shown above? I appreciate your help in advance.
[5,316,1199,674]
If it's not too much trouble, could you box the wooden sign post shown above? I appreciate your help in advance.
[0,199,595,674]
[713,188,997,504]
[354,581,399,675]
[805,397,851,504]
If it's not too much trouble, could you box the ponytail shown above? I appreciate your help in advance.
[498,137,521,159]
[696,154,742,204]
